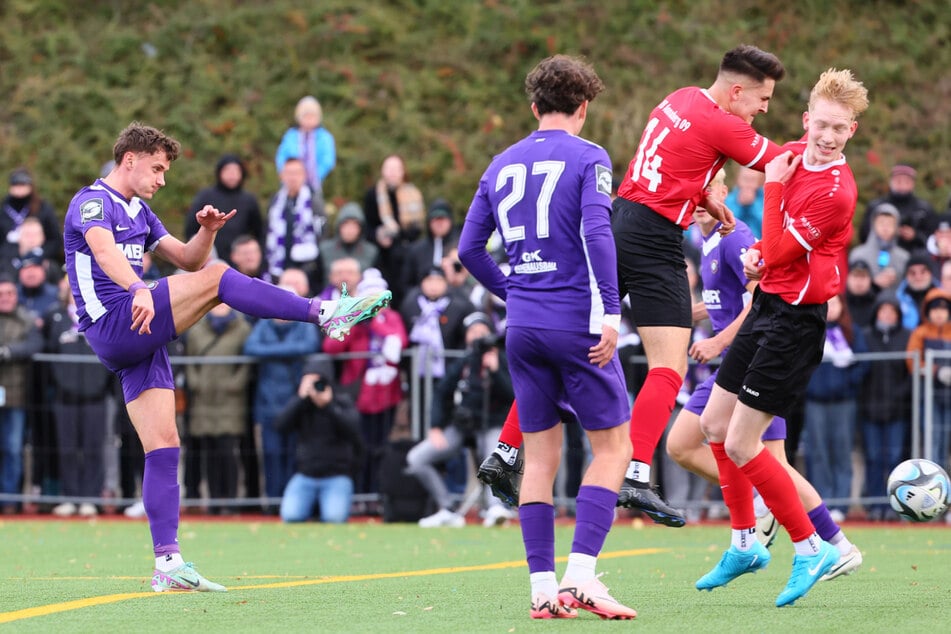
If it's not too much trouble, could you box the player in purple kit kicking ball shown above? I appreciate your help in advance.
[459,55,636,620]
[63,123,390,592]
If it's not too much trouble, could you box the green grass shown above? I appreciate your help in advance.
[1,519,950,632]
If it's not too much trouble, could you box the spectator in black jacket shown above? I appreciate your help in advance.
[275,356,364,523]
[859,164,936,252]
[185,154,263,267]
[400,198,459,293]
[0,168,62,276]
[44,282,114,517]
[859,292,912,520]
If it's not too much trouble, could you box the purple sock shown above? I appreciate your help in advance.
[572,485,618,556]
[807,503,841,542]
[218,268,315,322]
[519,503,556,574]
[143,447,182,557]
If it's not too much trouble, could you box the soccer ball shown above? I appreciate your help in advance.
[887,459,950,522]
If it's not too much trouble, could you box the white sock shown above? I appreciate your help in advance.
[731,528,757,552]
[752,490,769,518]
[626,460,650,483]
[828,530,852,555]
[494,442,519,467]
[792,533,822,556]
[529,571,558,598]
[564,552,597,582]
[317,300,338,325]
[155,552,184,572]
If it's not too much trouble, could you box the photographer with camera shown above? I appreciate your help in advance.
[274,357,364,523]
[406,312,516,527]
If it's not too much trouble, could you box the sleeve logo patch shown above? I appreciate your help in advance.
[80,198,104,223]
[595,164,612,196]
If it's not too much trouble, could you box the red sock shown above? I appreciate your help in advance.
[710,442,755,529]
[498,402,523,448]
[739,448,815,542]
[629,367,683,462]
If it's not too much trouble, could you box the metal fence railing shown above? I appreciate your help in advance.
[0,347,943,516]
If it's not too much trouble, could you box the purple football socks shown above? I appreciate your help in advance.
[143,447,182,557]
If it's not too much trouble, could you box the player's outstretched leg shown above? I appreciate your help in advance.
[317,282,392,341]
[696,541,770,591]
[214,267,390,342]
[775,541,839,607]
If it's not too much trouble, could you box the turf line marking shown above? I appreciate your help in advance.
[0,547,667,623]
[0,593,158,623]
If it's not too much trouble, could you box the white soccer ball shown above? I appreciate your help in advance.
[887,458,950,522]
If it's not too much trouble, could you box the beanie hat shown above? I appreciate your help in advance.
[356,267,389,296]
[336,202,366,228]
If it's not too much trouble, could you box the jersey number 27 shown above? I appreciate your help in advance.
[495,160,565,242]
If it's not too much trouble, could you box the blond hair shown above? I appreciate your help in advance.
[710,168,727,187]
[294,96,322,125]
[809,68,869,117]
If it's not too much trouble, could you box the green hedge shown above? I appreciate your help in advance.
[2,0,949,235]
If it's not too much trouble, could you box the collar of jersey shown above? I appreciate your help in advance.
[91,180,143,220]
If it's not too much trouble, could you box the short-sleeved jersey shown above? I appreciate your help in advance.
[617,86,782,229]
[760,142,857,305]
[699,219,757,335]
[463,129,617,334]
[64,179,169,330]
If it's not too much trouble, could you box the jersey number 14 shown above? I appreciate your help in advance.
[631,118,669,192]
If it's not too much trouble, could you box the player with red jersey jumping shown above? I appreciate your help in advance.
[695,68,869,607]
[477,46,789,523]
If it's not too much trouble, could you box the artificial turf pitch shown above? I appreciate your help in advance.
[1,517,949,632]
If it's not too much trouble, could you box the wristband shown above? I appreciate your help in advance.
[128,281,148,294]
[603,314,621,332]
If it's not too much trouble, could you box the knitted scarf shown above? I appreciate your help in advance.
[409,295,450,378]
[265,184,324,281]
[376,180,425,235]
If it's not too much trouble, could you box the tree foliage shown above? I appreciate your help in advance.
[1,0,949,234]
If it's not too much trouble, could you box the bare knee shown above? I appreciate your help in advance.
[593,433,631,470]
[723,436,757,467]
[699,411,726,443]
[204,260,230,284]
[666,435,688,466]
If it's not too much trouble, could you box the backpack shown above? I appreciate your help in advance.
[378,439,432,523]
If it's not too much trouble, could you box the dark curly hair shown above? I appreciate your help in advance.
[113,122,181,164]
[525,55,604,116]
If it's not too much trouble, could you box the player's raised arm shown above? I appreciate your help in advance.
[153,204,236,271]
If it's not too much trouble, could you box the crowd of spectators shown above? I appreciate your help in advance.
[1,100,949,525]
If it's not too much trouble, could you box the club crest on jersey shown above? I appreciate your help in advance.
[710,259,719,274]
[80,198,104,223]
[595,164,612,196]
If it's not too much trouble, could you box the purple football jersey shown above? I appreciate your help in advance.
[64,179,169,330]
[698,219,756,335]
[460,130,617,334]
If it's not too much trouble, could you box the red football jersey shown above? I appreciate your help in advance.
[617,86,782,228]
[760,142,857,305]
